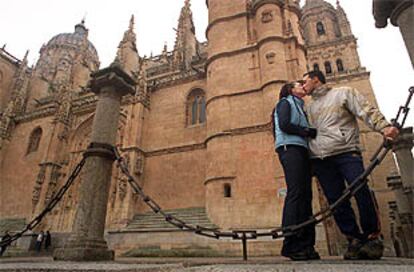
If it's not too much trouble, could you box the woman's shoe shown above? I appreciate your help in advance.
[306,247,321,260]
[283,250,309,261]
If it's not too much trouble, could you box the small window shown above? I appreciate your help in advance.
[0,70,3,82]
[316,22,325,35]
[313,63,320,71]
[324,61,332,75]
[224,184,232,198]
[199,96,206,123]
[27,127,42,154]
[336,59,344,72]
[187,88,206,126]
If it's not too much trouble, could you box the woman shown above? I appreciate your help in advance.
[272,82,319,261]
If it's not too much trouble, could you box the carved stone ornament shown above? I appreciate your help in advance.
[118,177,128,201]
[265,52,276,64]
[261,10,273,23]
[32,165,47,211]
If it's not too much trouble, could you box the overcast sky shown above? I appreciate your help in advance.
[1,0,412,126]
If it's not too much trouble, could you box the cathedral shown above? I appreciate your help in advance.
[0,0,400,257]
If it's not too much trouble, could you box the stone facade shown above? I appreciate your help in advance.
[0,0,400,256]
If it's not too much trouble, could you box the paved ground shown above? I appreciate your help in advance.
[0,256,413,271]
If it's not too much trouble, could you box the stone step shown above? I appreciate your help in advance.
[127,207,218,231]
[131,216,212,223]
[128,222,216,229]
[129,217,213,224]
[132,208,208,219]
[127,223,217,230]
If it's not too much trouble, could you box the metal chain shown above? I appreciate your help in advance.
[113,86,413,242]
[0,157,86,248]
[113,144,389,241]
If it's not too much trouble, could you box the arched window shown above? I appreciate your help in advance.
[313,63,320,71]
[27,127,42,154]
[324,61,332,75]
[316,22,325,35]
[336,59,344,72]
[224,184,232,198]
[187,88,206,126]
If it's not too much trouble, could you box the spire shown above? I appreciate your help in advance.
[129,14,134,31]
[335,0,352,37]
[74,19,88,36]
[114,15,140,79]
[336,0,345,14]
[172,0,198,70]
[22,50,29,66]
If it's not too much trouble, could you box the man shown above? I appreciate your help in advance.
[35,231,44,252]
[44,230,51,251]
[0,231,12,256]
[302,70,399,260]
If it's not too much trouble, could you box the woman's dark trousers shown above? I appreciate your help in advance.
[277,145,315,255]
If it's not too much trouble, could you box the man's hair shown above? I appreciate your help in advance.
[304,70,326,84]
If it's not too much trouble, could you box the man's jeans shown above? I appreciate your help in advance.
[312,152,380,241]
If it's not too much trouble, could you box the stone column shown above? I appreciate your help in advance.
[387,175,413,258]
[391,1,414,68]
[392,127,414,210]
[54,63,135,261]
[391,127,414,257]
[373,0,414,68]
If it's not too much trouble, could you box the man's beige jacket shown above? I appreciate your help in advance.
[306,86,390,159]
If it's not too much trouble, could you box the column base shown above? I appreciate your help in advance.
[53,238,114,261]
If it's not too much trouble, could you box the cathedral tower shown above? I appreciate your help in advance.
[205,0,307,229]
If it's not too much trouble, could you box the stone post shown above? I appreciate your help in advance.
[388,201,408,257]
[373,0,414,68]
[391,127,414,257]
[53,63,135,261]
[387,174,413,253]
[392,127,414,211]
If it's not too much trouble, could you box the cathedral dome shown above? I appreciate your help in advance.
[302,0,335,12]
[44,21,99,63]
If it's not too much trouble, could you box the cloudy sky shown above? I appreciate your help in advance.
[1,0,412,126]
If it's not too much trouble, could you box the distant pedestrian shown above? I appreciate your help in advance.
[44,231,51,251]
[0,231,12,256]
[35,231,44,252]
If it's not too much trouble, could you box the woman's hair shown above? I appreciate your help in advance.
[271,82,295,141]
[279,82,295,99]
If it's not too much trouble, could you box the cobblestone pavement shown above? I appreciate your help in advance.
[180,263,413,272]
[0,257,413,272]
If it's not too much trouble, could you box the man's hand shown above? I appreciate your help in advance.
[383,126,400,141]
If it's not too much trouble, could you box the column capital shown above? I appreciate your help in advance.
[373,0,413,28]
[89,63,136,96]
[390,0,414,26]
[392,127,414,152]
